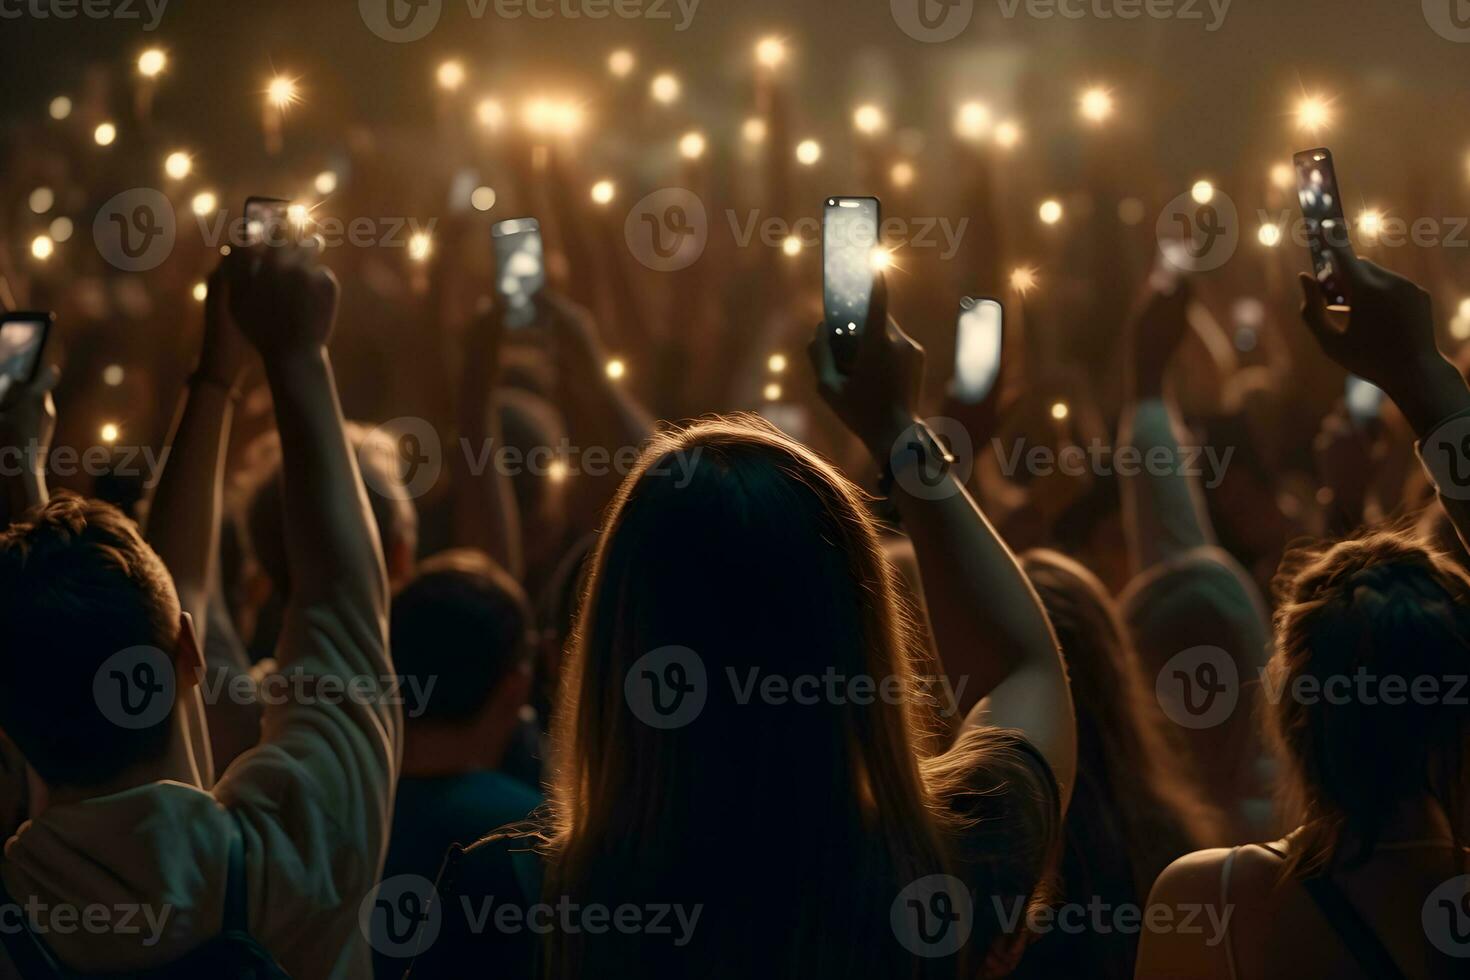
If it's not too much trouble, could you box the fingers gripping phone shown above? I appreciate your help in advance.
[823,196,880,373]
[950,297,1003,404]
[1293,148,1351,312]
[244,196,291,248]
[0,312,53,405]
[492,218,545,330]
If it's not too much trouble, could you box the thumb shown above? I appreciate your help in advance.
[807,321,845,404]
[29,363,60,397]
[1298,273,1342,356]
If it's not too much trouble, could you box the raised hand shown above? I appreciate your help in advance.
[224,239,339,361]
[0,363,58,459]
[1296,240,1465,435]
[195,264,253,392]
[0,363,59,522]
[808,272,924,463]
[1126,274,1194,397]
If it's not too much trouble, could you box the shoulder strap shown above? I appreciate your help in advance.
[0,872,69,979]
[1300,876,1407,980]
[222,810,250,934]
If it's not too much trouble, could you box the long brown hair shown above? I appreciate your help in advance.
[540,417,960,978]
[1024,550,1226,889]
[1268,525,1470,878]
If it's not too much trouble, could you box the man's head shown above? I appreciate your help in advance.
[0,494,201,790]
[243,422,419,591]
[390,549,532,739]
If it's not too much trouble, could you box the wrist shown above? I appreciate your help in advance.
[263,345,330,380]
[1397,354,1470,438]
[864,412,923,466]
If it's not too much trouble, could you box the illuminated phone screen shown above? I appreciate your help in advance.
[244,197,291,247]
[1293,148,1350,311]
[0,315,50,402]
[823,196,880,370]
[492,218,545,329]
[952,297,1003,404]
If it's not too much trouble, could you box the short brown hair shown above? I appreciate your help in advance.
[0,493,180,787]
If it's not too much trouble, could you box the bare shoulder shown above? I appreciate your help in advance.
[1150,847,1236,905]
[1135,848,1238,980]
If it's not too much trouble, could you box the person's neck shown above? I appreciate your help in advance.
[33,723,203,815]
[401,716,512,779]
[1364,795,1457,844]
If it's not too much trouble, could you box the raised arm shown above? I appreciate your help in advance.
[142,264,259,777]
[1294,242,1470,549]
[223,243,389,615]
[213,238,398,947]
[1119,276,1216,576]
[453,306,524,580]
[809,274,1076,807]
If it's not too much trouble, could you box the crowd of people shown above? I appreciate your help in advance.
[1,18,1469,980]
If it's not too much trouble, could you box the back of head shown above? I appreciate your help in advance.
[1269,526,1470,874]
[243,422,418,592]
[390,548,531,724]
[1022,550,1223,897]
[544,415,950,977]
[0,494,180,789]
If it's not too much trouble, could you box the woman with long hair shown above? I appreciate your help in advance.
[1138,252,1470,979]
[408,281,1077,978]
[1014,550,1227,979]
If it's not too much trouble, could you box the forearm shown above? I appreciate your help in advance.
[144,381,234,624]
[456,361,524,579]
[1404,354,1470,552]
[264,349,388,632]
[1118,395,1214,577]
[891,465,1062,719]
[1,463,45,526]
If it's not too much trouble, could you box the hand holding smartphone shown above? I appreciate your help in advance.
[0,312,53,405]
[823,196,880,373]
[492,218,545,330]
[1293,148,1351,312]
[950,297,1003,404]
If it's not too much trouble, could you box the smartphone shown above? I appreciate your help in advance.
[492,218,545,330]
[0,312,53,404]
[950,297,1003,404]
[1345,374,1385,427]
[1293,148,1350,312]
[244,196,291,247]
[823,196,881,373]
